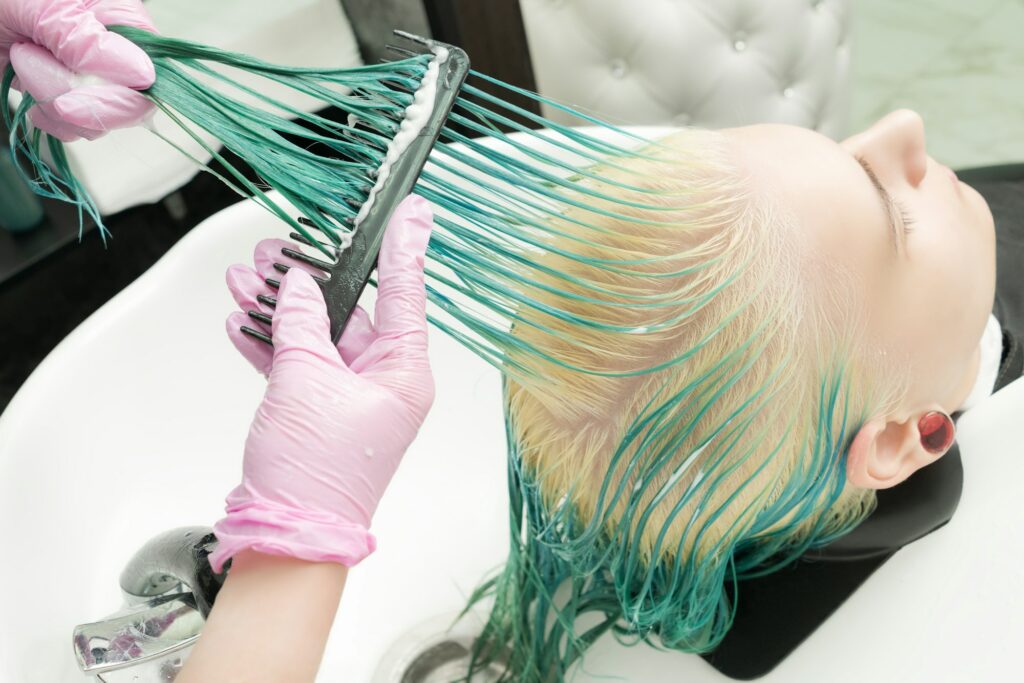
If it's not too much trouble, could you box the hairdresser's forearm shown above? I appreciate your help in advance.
[176,551,347,683]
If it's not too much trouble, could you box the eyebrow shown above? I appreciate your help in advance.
[855,156,903,256]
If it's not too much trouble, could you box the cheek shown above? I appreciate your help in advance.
[899,218,994,370]
[916,178,997,316]
[910,244,969,327]
[920,199,994,314]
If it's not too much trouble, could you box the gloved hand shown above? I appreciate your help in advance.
[209,196,436,572]
[0,0,156,141]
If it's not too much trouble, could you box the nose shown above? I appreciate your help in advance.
[842,109,929,188]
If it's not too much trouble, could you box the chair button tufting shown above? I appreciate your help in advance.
[783,87,795,98]
[675,112,692,125]
[732,31,748,52]
[609,58,629,79]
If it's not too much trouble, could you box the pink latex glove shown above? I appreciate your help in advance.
[0,0,156,141]
[209,196,436,572]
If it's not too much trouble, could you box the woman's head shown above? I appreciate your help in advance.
[508,109,997,550]
[477,110,996,675]
[726,109,996,489]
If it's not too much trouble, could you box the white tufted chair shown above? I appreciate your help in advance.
[518,0,852,138]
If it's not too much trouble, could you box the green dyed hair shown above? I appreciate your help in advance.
[3,27,910,682]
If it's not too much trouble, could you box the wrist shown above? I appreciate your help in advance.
[176,550,347,683]
[229,549,349,584]
[209,498,376,573]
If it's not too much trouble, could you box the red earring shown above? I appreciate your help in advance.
[918,411,955,454]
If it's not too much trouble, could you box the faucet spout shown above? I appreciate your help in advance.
[72,526,225,682]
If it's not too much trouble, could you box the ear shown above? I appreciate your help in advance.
[846,412,953,489]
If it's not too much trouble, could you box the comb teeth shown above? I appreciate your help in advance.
[289,227,318,245]
[280,247,335,271]
[270,262,330,283]
[385,44,419,59]
[240,325,273,345]
[241,32,470,348]
[392,29,433,47]
[240,236,329,346]
[248,310,273,326]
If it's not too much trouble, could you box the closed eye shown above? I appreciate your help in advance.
[854,155,911,254]
[893,198,916,235]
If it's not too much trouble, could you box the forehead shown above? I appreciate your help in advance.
[720,123,892,271]
[722,123,850,191]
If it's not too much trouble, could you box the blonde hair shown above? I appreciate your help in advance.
[471,128,910,679]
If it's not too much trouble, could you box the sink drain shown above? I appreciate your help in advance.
[372,612,505,683]
[399,635,503,682]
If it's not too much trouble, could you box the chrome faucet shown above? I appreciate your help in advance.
[72,527,225,682]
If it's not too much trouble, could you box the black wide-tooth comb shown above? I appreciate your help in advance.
[240,31,469,346]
